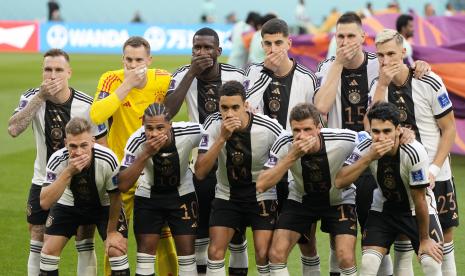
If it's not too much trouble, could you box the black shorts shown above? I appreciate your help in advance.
[134,192,198,236]
[209,198,277,231]
[276,199,357,238]
[433,179,459,229]
[45,203,128,240]
[362,210,443,253]
[354,169,377,231]
[193,172,216,238]
[27,184,49,225]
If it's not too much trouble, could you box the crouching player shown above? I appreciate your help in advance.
[39,117,129,275]
[118,103,204,275]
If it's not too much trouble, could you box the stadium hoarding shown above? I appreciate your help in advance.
[0,20,39,52]
[39,22,233,54]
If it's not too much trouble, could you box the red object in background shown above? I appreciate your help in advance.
[0,21,39,52]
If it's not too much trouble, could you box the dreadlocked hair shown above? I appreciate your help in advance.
[144,103,171,121]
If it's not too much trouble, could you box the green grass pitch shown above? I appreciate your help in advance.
[0,53,463,274]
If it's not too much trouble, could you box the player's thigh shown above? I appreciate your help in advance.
[269,229,301,263]
[76,224,96,241]
[133,196,165,236]
[173,235,196,256]
[208,226,235,260]
[361,211,397,251]
[334,234,357,266]
[194,173,216,238]
[136,234,160,255]
[42,234,69,256]
[167,192,198,236]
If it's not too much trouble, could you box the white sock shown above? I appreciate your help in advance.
[196,238,209,274]
[40,253,60,271]
[270,263,289,276]
[340,266,357,276]
[377,254,393,275]
[301,255,320,276]
[28,240,42,276]
[136,252,155,275]
[228,240,248,272]
[420,254,442,276]
[442,241,456,276]
[329,247,340,274]
[76,238,97,276]
[179,254,198,275]
[257,264,270,276]
[206,258,225,276]
[109,255,129,272]
[360,249,383,276]
[394,240,414,276]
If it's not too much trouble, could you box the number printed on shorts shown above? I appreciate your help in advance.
[437,192,456,214]
[180,201,198,220]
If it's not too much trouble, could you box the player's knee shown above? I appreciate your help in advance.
[420,254,442,275]
[208,243,226,260]
[108,246,125,257]
[254,246,269,264]
[136,241,156,255]
[76,224,95,240]
[443,227,454,242]
[30,224,45,241]
[336,247,355,267]
[298,241,317,257]
[268,246,287,264]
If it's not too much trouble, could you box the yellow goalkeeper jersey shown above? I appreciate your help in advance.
[90,68,170,161]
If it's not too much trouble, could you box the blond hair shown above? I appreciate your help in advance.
[375,29,403,46]
[65,117,92,135]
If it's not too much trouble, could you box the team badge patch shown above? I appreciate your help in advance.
[200,134,209,147]
[46,172,57,182]
[169,79,176,90]
[267,155,278,167]
[112,175,119,186]
[411,169,425,182]
[98,124,106,132]
[347,152,361,164]
[437,93,451,109]
[124,154,135,166]
[98,91,109,99]
[243,79,250,90]
[19,100,28,109]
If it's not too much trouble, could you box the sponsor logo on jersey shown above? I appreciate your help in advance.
[46,172,57,182]
[437,93,451,109]
[98,91,109,99]
[411,169,425,182]
[200,134,209,147]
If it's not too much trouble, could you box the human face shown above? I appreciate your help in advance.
[290,118,320,140]
[144,115,171,144]
[42,55,71,89]
[123,45,152,70]
[335,23,365,48]
[404,20,414,38]
[376,39,405,67]
[219,95,246,121]
[66,131,94,163]
[192,35,221,62]
[370,119,400,152]
[261,33,291,55]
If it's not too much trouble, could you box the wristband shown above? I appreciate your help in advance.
[429,164,441,178]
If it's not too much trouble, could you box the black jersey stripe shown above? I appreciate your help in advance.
[24,88,40,98]
[419,78,440,92]
[172,65,190,78]
[245,62,264,76]
[434,106,453,119]
[74,92,93,105]
[220,63,245,74]
[253,121,282,137]
[369,76,379,91]
[367,52,377,59]
[316,57,335,72]
[127,133,146,153]
[322,132,356,138]
[422,75,442,90]
[253,115,282,135]
[95,148,118,165]
[295,64,318,90]
[173,126,201,135]
[358,139,372,152]
[173,124,201,131]
[203,112,221,130]
[94,152,118,170]
[324,138,356,143]
[271,136,293,153]
[48,152,70,171]
[401,144,419,165]
[404,144,420,164]
[246,73,270,98]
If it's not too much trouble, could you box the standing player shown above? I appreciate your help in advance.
[313,12,429,275]
[195,81,285,276]
[89,36,176,275]
[118,103,204,276]
[164,28,249,275]
[245,18,320,274]
[7,49,107,276]
[39,117,129,275]
[370,29,457,276]
[335,102,444,275]
[257,103,363,276]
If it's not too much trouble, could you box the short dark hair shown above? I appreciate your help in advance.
[219,80,245,101]
[44,48,70,62]
[65,117,92,135]
[123,36,151,54]
[261,18,288,37]
[396,14,413,33]
[336,12,362,27]
[367,102,401,127]
[144,103,171,121]
[194,27,220,46]
[289,103,321,125]
[245,12,261,30]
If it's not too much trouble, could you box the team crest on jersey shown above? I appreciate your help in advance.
[200,135,209,147]
[383,167,396,189]
[124,154,135,166]
[47,172,57,182]
[169,79,176,90]
[411,169,425,182]
[348,89,361,104]
[98,91,109,99]
[437,93,451,109]
[45,216,54,228]
[267,155,278,167]
[19,100,28,110]
[347,152,361,164]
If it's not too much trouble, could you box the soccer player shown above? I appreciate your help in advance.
[89,36,176,275]
[195,81,285,276]
[164,28,249,275]
[370,29,457,276]
[245,18,320,273]
[257,103,364,276]
[314,12,429,275]
[335,102,444,276]
[38,117,129,275]
[7,49,107,276]
[118,103,204,275]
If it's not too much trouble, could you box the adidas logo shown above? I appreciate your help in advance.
[349,79,358,86]
[122,101,132,107]
[191,222,198,228]
[452,212,458,220]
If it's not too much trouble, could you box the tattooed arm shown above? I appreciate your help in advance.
[8,93,45,137]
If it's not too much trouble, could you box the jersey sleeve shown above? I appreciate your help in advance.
[89,72,123,124]
[264,133,292,168]
[427,75,453,119]
[166,66,188,97]
[104,150,120,193]
[406,144,430,188]
[344,139,371,166]
[245,66,272,113]
[13,89,39,115]
[120,129,144,169]
[43,150,67,186]
[198,115,220,153]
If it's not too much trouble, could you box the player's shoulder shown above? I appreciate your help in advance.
[316,56,335,72]
[172,121,202,137]
[99,69,124,81]
[94,144,119,170]
[321,128,357,142]
[220,63,245,76]
[98,70,123,92]
[47,147,69,170]
[271,132,293,153]
[416,71,444,93]
[295,62,316,78]
[356,137,373,152]
[366,51,378,61]
[72,88,93,105]
[22,88,40,99]
[245,62,264,76]
[126,126,147,152]
[172,64,191,77]
[203,112,222,130]
[400,140,427,166]
[151,68,171,80]
[252,113,283,136]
